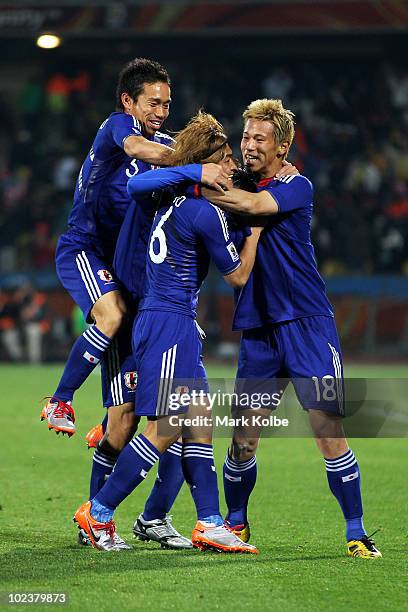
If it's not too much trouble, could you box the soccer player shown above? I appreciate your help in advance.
[74,112,260,553]
[42,58,229,549]
[202,98,382,559]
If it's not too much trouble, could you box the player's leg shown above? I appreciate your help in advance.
[75,417,180,551]
[133,438,188,548]
[89,401,138,500]
[42,238,125,435]
[287,316,381,558]
[75,311,256,552]
[181,403,258,554]
[223,327,282,539]
[51,291,126,406]
[74,311,189,551]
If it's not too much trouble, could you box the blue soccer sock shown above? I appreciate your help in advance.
[182,443,221,521]
[54,326,111,402]
[325,449,366,541]
[142,442,184,521]
[223,451,257,526]
[89,443,118,499]
[92,434,161,517]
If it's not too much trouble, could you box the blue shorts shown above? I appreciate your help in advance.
[132,310,208,417]
[100,314,138,408]
[56,232,120,323]
[236,315,344,415]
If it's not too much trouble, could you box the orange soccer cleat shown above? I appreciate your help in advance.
[192,520,258,554]
[40,397,76,436]
[73,501,130,551]
[85,423,104,449]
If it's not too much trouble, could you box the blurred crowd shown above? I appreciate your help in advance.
[1,53,407,281]
[0,282,48,362]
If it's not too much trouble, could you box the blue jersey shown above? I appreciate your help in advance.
[233,175,333,330]
[67,112,173,261]
[140,193,242,318]
[114,164,202,301]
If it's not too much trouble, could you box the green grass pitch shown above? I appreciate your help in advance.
[1,363,407,611]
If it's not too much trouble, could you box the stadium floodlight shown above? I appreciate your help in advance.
[36,34,61,49]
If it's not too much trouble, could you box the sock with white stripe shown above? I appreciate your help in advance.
[223,451,257,526]
[325,449,366,541]
[182,443,221,521]
[54,326,111,402]
[142,442,184,521]
[89,443,119,499]
[93,434,161,513]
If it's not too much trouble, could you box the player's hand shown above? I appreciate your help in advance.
[275,160,300,179]
[201,163,230,193]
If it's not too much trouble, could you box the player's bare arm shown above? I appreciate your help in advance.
[123,135,173,165]
[223,227,263,288]
[203,186,279,216]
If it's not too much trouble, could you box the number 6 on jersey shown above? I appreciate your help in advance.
[149,206,174,264]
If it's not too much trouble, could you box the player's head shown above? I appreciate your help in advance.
[241,99,295,176]
[170,110,236,173]
[116,58,171,136]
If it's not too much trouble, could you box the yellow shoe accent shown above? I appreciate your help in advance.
[231,524,251,543]
[347,536,382,559]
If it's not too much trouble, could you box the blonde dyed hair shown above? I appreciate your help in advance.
[243,99,295,149]
[169,110,229,166]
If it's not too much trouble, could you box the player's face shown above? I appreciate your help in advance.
[131,82,171,136]
[241,119,286,177]
[220,145,238,174]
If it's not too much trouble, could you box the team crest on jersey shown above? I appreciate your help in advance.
[124,371,138,391]
[175,385,190,395]
[97,269,113,283]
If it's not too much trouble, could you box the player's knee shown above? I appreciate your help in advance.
[143,418,180,453]
[230,436,258,461]
[106,406,139,449]
[94,307,125,336]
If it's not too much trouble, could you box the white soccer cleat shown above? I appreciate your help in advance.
[133,514,193,549]
[40,398,76,437]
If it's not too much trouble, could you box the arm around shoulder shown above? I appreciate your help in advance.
[204,187,279,216]
[123,135,173,165]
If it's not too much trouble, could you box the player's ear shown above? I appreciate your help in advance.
[277,141,289,158]
[121,92,133,113]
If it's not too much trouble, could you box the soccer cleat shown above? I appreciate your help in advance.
[224,520,251,543]
[86,423,103,449]
[40,397,76,436]
[133,514,193,549]
[73,501,131,551]
[192,521,258,554]
[347,534,382,559]
[77,527,131,550]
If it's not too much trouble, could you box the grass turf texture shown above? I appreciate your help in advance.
[1,363,407,611]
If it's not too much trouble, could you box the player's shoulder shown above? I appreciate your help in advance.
[274,173,312,189]
[154,130,174,145]
[102,111,141,131]
[195,197,229,230]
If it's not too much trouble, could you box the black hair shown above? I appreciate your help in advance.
[116,58,170,110]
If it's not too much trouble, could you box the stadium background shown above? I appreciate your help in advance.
[1,3,407,611]
[1,0,408,364]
